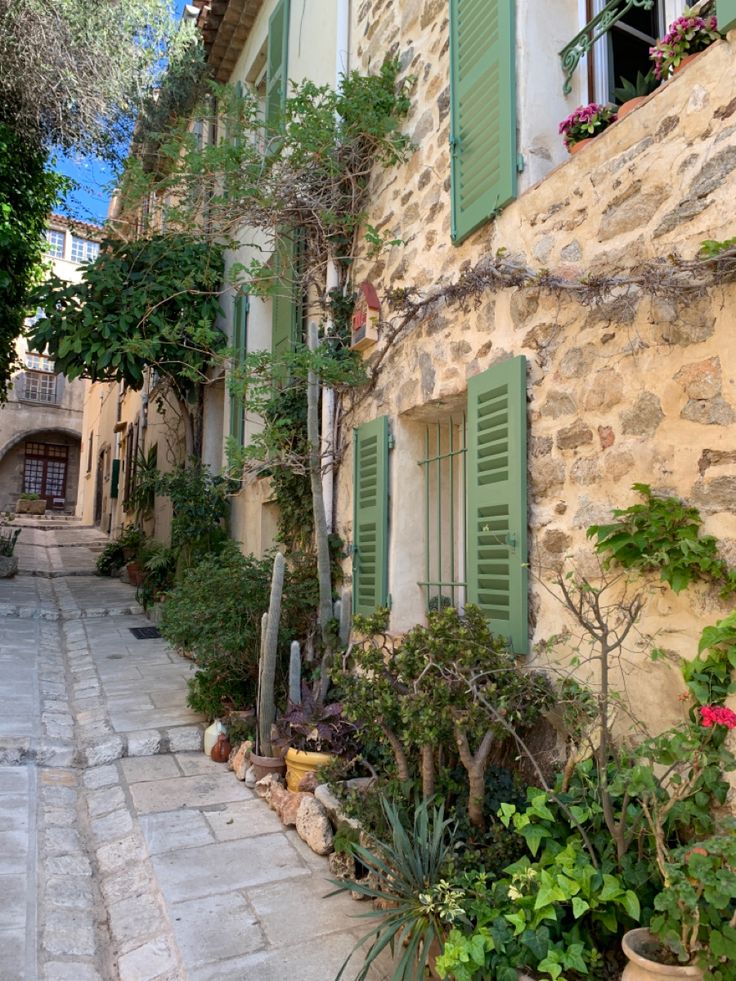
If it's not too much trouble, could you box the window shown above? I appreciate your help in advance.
[229,293,250,446]
[23,371,57,403]
[353,358,529,652]
[24,442,68,502]
[70,236,100,263]
[592,0,665,103]
[26,352,54,373]
[45,229,65,258]
[419,416,467,611]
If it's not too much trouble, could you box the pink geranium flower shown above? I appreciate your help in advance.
[700,704,736,729]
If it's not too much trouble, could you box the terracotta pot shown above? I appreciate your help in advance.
[672,52,702,75]
[249,751,286,782]
[569,137,593,155]
[622,929,703,981]
[617,96,647,119]
[285,748,335,792]
[126,561,145,587]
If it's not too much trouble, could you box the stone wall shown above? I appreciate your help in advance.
[335,9,736,733]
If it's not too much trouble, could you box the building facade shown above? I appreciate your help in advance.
[81,0,736,735]
[0,216,101,513]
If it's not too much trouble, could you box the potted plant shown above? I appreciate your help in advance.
[614,70,659,119]
[649,9,720,80]
[16,492,46,515]
[0,512,21,577]
[116,524,146,585]
[276,686,359,791]
[559,103,618,154]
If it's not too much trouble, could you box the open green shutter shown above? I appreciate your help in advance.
[449,0,517,245]
[466,355,528,653]
[266,0,290,132]
[353,416,390,614]
[230,293,249,445]
[718,0,736,31]
[271,234,297,369]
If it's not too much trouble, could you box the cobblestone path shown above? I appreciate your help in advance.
[0,519,380,981]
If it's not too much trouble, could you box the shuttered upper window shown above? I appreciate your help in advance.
[449,0,517,244]
[266,0,290,135]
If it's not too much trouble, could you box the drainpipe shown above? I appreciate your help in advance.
[321,0,350,534]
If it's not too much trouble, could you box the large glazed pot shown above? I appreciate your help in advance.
[622,929,703,981]
[285,748,334,791]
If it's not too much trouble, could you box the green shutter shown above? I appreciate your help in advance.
[466,355,528,654]
[271,234,298,367]
[353,416,390,615]
[229,293,249,446]
[266,0,290,133]
[449,0,517,245]
[718,0,736,31]
[110,459,120,500]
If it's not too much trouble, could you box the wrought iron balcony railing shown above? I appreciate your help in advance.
[559,0,655,94]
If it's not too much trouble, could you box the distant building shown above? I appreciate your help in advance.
[0,215,102,513]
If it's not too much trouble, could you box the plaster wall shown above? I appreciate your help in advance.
[334,20,736,736]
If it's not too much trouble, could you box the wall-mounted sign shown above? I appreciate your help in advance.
[350,281,380,351]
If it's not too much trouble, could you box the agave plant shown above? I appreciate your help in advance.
[330,798,461,981]
[613,69,659,104]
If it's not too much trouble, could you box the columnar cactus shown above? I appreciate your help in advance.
[257,551,285,756]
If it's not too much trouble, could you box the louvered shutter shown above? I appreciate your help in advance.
[353,416,390,614]
[229,293,249,445]
[718,0,736,31]
[271,234,297,374]
[110,459,120,500]
[266,0,290,133]
[449,0,517,245]
[466,355,528,654]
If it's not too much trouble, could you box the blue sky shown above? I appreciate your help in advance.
[56,0,189,226]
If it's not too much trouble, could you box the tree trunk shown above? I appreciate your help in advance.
[383,727,411,782]
[307,323,335,702]
[454,722,494,830]
[421,744,435,800]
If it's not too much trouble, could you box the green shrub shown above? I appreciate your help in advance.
[96,540,126,576]
[160,545,318,717]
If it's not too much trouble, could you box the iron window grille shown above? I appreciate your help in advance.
[418,415,467,612]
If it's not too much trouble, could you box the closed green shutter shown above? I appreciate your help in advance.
[266,0,290,133]
[718,0,736,31]
[466,355,528,654]
[449,0,517,245]
[271,234,299,370]
[229,293,249,445]
[110,459,120,500]
[353,416,390,614]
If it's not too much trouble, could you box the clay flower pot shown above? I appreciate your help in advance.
[569,137,593,155]
[126,561,145,587]
[672,52,702,75]
[249,751,286,782]
[285,748,335,792]
[622,929,703,981]
[617,96,647,119]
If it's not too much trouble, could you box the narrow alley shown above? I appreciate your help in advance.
[0,518,377,981]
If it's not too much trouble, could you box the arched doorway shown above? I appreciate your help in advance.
[0,428,82,513]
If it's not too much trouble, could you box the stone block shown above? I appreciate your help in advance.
[80,736,125,768]
[556,419,594,450]
[295,796,334,855]
[126,730,161,757]
[43,909,97,957]
[620,393,664,438]
[681,396,736,426]
[165,725,203,752]
[117,936,179,981]
[674,357,722,399]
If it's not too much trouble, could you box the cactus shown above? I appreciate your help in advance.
[288,641,302,705]
[257,551,285,756]
[339,586,352,646]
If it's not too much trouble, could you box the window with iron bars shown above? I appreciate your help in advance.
[418,415,467,612]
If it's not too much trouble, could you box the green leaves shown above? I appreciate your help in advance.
[29,234,225,393]
[588,483,736,597]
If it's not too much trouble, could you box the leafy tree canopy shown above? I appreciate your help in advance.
[0,124,66,398]
[0,0,204,161]
[28,234,227,393]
